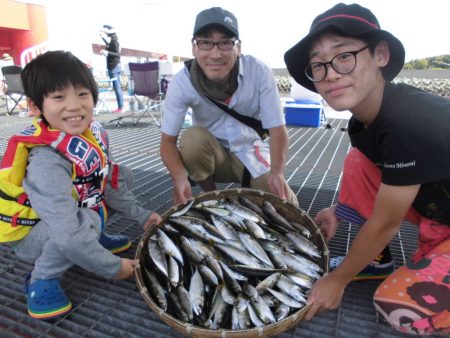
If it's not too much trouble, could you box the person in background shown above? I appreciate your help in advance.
[284,3,450,335]
[0,51,161,320]
[160,7,298,207]
[100,25,124,113]
[0,53,15,96]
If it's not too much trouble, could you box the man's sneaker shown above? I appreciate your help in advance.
[25,274,72,320]
[330,255,395,281]
[112,108,123,113]
[99,232,131,254]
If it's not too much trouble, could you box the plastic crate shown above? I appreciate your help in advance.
[284,99,324,127]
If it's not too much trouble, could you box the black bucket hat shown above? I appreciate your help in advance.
[284,3,405,92]
[193,7,239,38]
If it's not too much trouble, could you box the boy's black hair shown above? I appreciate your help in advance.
[21,50,98,112]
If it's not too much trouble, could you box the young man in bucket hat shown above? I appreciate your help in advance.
[160,7,298,206]
[285,3,450,335]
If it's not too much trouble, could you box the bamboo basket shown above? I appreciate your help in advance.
[135,188,329,338]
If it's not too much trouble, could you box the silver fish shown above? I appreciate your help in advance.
[238,307,252,329]
[238,196,268,221]
[243,282,259,302]
[275,304,291,321]
[204,256,223,282]
[262,200,296,231]
[171,199,195,217]
[177,285,193,321]
[286,250,323,273]
[231,306,240,330]
[219,261,244,296]
[168,292,190,322]
[161,222,180,236]
[285,272,314,290]
[247,301,265,327]
[207,291,228,330]
[281,253,321,279]
[148,239,168,278]
[189,268,205,316]
[156,229,184,264]
[290,222,312,239]
[238,232,274,267]
[218,261,247,282]
[143,267,167,311]
[180,235,204,264]
[224,198,267,224]
[210,215,240,242]
[255,272,282,293]
[194,199,220,208]
[199,264,219,286]
[266,250,288,270]
[261,293,280,307]
[168,255,180,287]
[276,275,307,303]
[215,244,264,268]
[285,231,322,258]
[221,285,236,305]
[251,294,276,324]
[243,219,266,239]
[266,288,304,308]
[190,238,220,260]
[169,217,226,245]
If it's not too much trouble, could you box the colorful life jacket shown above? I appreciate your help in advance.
[0,119,111,242]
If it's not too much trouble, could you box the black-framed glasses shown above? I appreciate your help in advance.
[193,38,239,51]
[305,46,369,82]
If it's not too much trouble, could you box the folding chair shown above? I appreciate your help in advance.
[94,77,116,115]
[2,65,27,116]
[128,61,164,126]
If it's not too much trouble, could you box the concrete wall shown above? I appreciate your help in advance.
[397,69,450,80]
[273,68,450,80]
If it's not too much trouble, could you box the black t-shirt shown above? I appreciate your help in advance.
[105,34,120,70]
[349,83,450,225]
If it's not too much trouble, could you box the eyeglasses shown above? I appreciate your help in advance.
[305,46,369,82]
[193,39,239,51]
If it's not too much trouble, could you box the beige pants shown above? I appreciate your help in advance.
[179,126,298,206]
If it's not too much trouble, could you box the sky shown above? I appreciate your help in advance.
[45,0,449,69]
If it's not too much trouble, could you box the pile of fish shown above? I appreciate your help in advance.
[142,196,325,331]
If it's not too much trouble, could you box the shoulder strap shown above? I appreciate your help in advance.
[207,98,269,139]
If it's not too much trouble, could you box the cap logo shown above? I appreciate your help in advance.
[314,14,379,29]
[224,16,234,25]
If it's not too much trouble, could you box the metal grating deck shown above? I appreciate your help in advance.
[0,114,434,338]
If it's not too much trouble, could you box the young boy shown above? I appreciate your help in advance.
[285,3,449,335]
[0,51,161,320]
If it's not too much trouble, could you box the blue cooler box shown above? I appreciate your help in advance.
[284,100,324,127]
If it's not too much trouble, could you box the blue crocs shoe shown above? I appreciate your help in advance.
[25,275,72,320]
[330,255,395,281]
[99,232,131,254]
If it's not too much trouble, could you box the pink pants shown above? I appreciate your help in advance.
[336,148,450,335]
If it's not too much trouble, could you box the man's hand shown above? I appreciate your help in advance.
[143,212,162,232]
[100,50,108,56]
[267,171,289,201]
[173,176,192,205]
[314,205,340,241]
[304,271,347,320]
[115,258,139,280]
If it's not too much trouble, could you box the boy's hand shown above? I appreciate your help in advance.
[115,258,139,280]
[143,212,162,232]
[314,205,340,241]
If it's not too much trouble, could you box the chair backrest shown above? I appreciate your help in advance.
[129,62,160,99]
[2,65,24,93]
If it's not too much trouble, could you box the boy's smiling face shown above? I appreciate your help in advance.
[30,84,94,135]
